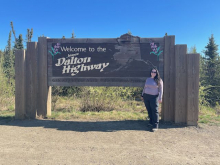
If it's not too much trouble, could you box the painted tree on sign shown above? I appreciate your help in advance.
[149,40,163,61]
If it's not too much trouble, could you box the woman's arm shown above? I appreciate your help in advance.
[141,79,148,97]
[158,79,163,102]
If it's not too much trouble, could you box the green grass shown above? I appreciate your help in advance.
[198,106,220,125]
[47,110,148,121]
[0,96,220,125]
[48,97,149,121]
[0,109,15,122]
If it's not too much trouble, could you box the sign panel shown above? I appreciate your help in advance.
[47,34,164,86]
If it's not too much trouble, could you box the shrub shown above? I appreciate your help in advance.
[79,87,121,112]
[0,64,14,110]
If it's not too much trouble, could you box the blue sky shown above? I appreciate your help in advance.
[0,0,220,54]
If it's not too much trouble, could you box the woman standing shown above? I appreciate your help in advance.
[142,68,163,132]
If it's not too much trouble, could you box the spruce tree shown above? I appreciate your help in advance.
[190,45,197,53]
[71,30,75,38]
[10,21,24,50]
[26,28,33,42]
[204,34,219,84]
[16,34,24,50]
[0,50,3,63]
[127,30,132,35]
[188,45,197,54]
[3,31,14,82]
[203,34,220,105]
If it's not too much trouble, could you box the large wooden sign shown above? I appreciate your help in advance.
[15,35,200,126]
[47,34,164,86]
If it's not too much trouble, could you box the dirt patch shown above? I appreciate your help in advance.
[0,119,220,165]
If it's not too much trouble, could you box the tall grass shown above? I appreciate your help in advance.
[0,64,15,111]
[52,86,143,112]
[198,83,220,125]
[199,105,220,125]
[48,95,148,121]
[79,87,121,112]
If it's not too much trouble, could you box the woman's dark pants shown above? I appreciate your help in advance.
[143,93,159,128]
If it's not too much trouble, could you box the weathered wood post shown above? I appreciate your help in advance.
[15,50,26,119]
[162,35,175,122]
[174,45,187,123]
[187,54,200,125]
[37,37,51,117]
[25,42,38,119]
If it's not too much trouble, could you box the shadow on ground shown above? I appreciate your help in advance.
[0,117,187,132]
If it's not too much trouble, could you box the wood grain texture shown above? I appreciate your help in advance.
[38,37,51,117]
[15,50,26,119]
[26,42,38,119]
[162,36,175,122]
[187,54,200,126]
[174,45,187,123]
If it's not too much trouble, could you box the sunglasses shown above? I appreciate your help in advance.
[151,71,157,73]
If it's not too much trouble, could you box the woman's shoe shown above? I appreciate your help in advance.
[152,128,158,132]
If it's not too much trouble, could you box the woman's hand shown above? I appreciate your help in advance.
[159,100,162,104]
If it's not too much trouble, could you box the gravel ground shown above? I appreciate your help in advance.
[0,119,220,165]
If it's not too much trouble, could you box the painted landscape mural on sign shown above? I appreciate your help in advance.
[48,35,163,79]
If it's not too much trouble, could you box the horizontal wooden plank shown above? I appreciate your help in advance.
[48,77,146,87]
[47,37,165,44]
[47,38,118,43]
[140,37,164,44]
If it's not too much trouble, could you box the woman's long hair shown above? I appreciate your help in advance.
[149,68,161,86]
